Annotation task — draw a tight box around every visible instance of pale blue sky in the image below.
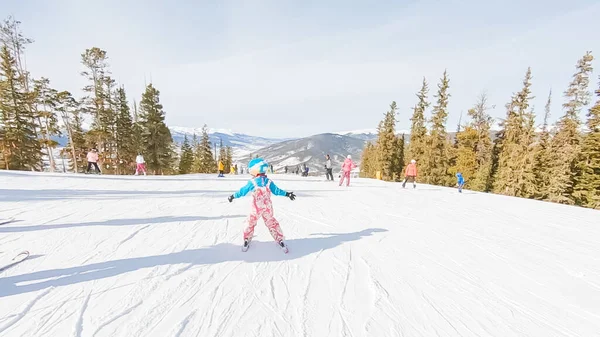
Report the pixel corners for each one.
[3,0,599,138]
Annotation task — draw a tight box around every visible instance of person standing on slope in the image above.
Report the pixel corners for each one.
[402,159,418,188]
[227,158,296,252]
[456,172,465,193]
[86,148,101,174]
[135,153,147,176]
[218,160,225,177]
[339,155,356,187]
[325,154,333,181]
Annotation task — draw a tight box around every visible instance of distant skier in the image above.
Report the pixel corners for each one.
[135,153,147,176]
[402,159,418,188]
[218,160,225,177]
[325,154,333,181]
[284,166,288,174]
[86,148,101,174]
[339,155,356,187]
[456,172,465,193]
[227,158,296,252]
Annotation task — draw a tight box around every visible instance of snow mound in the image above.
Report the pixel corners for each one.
[1,171,599,336]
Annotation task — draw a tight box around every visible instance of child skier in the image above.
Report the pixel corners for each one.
[339,155,356,186]
[228,158,296,252]
[456,172,465,193]
[135,153,147,176]
[402,159,418,188]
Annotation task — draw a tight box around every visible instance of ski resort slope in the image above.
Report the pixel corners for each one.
[1,171,599,337]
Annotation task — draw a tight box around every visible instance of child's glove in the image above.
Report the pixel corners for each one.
[286,192,296,201]
[228,195,234,203]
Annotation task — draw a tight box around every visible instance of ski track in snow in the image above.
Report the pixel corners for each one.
[0,287,54,335]
[1,171,600,336]
[73,291,91,337]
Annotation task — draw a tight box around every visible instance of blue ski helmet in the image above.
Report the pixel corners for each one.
[248,158,269,176]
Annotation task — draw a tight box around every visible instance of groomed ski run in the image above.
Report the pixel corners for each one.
[1,170,599,337]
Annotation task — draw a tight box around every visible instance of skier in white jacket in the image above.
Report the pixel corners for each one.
[135,154,147,176]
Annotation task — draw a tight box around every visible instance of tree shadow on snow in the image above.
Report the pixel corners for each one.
[0,189,234,202]
[0,215,245,233]
[0,170,242,182]
[0,228,387,297]
[1,188,332,202]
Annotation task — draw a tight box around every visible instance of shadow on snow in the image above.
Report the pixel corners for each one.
[0,215,245,233]
[0,228,387,298]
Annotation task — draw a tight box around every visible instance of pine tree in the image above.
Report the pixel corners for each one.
[102,76,118,172]
[56,91,86,172]
[360,142,376,178]
[376,101,399,181]
[131,99,143,155]
[533,90,553,199]
[191,133,201,172]
[33,77,61,171]
[197,125,216,173]
[392,134,405,181]
[547,51,594,204]
[468,94,494,192]
[0,44,40,170]
[573,76,600,208]
[225,146,233,173]
[518,106,538,198]
[0,17,33,85]
[81,47,115,171]
[218,138,226,169]
[178,135,194,174]
[115,87,134,174]
[424,70,451,186]
[407,78,429,167]
[1,16,37,143]
[452,126,478,183]
[494,68,535,197]
[138,83,174,174]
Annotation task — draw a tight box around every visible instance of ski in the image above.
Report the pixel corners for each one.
[0,250,30,272]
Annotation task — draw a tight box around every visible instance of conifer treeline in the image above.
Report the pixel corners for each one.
[361,51,600,210]
[0,16,225,175]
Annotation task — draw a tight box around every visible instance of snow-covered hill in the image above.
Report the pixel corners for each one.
[1,171,599,336]
[239,133,366,173]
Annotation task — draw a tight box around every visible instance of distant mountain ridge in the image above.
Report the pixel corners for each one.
[168,126,288,157]
[238,133,366,174]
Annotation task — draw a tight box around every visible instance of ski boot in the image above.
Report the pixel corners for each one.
[278,240,289,254]
[242,239,251,252]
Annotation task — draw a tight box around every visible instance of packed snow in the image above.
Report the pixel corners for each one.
[1,171,599,337]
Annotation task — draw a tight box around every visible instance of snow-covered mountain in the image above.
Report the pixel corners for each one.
[51,127,289,158]
[2,171,599,336]
[168,126,288,157]
[334,129,378,142]
[238,133,366,174]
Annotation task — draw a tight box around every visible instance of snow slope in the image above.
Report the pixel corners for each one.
[1,171,599,337]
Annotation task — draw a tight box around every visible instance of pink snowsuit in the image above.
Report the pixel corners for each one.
[242,178,284,242]
[339,158,356,186]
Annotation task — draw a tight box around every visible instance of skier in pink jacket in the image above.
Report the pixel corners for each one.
[339,155,356,187]
[402,159,417,188]
[86,148,101,174]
